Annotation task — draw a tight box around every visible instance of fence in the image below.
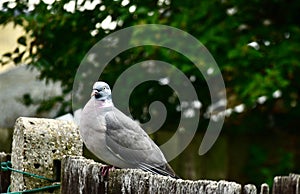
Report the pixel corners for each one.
[0,117,299,194]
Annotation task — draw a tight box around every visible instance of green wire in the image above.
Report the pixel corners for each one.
[5,184,60,194]
[1,161,61,194]
[1,161,55,182]
[3,184,61,194]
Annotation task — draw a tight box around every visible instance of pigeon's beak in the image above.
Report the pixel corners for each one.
[91,90,98,97]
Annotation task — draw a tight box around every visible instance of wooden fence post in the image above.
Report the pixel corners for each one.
[243,184,257,194]
[61,156,107,194]
[61,155,242,194]
[0,152,11,193]
[10,117,83,193]
[260,183,269,194]
[273,173,300,194]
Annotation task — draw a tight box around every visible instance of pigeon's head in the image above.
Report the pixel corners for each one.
[91,81,112,101]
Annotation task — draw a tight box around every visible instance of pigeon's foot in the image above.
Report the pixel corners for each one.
[101,165,115,177]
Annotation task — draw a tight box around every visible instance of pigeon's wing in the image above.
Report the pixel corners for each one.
[104,107,176,177]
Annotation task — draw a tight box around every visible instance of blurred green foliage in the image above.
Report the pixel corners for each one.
[245,145,294,186]
[1,0,300,183]
[1,0,300,114]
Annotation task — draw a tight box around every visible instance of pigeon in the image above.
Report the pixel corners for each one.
[79,81,178,178]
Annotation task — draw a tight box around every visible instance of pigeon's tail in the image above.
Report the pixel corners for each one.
[139,163,180,179]
[165,163,181,179]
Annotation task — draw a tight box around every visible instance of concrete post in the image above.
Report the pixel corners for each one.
[10,117,83,193]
